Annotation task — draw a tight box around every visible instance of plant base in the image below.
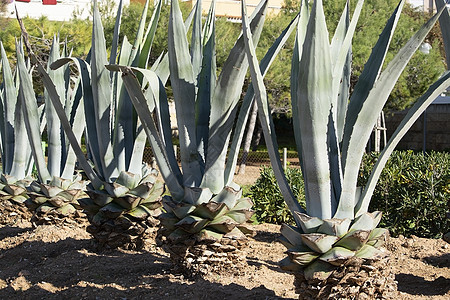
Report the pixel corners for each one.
[31,208,85,226]
[294,255,397,299]
[0,197,32,225]
[87,215,159,251]
[158,232,248,277]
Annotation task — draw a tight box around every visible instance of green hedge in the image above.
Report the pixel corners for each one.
[360,151,449,238]
[250,151,449,238]
[249,166,305,225]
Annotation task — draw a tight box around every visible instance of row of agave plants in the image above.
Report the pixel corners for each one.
[1,0,449,298]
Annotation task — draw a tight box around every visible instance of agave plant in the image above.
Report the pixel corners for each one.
[242,0,450,298]
[12,35,89,225]
[0,40,39,223]
[108,0,299,275]
[30,0,167,250]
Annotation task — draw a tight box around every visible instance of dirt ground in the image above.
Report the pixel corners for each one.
[0,165,449,299]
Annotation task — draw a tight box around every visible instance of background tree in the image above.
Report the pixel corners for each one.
[0,16,91,97]
[0,0,8,14]
[0,17,91,61]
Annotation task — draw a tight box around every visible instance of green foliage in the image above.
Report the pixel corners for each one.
[0,0,7,14]
[250,151,449,238]
[0,16,91,97]
[359,151,450,238]
[0,17,91,61]
[250,166,305,224]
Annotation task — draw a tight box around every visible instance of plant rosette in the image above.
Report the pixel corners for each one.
[79,168,164,250]
[24,174,88,225]
[157,185,255,276]
[0,175,34,224]
[279,211,397,299]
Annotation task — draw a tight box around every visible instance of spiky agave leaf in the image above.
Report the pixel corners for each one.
[241,2,416,296]
[160,185,253,241]
[0,41,35,180]
[30,0,167,249]
[46,0,165,184]
[0,176,33,207]
[110,0,276,275]
[13,35,89,225]
[0,41,42,221]
[244,0,448,279]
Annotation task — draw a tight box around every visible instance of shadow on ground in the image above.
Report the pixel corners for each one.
[252,229,280,243]
[0,225,33,240]
[0,237,292,299]
[396,273,450,296]
[422,253,450,268]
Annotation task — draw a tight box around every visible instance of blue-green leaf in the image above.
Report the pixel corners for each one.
[91,0,116,181]
[337,2,443,218]
[241,0,305,221]
[138,0,162,69]
[225,12,300,186]
[190,0,203,79]
[109,0,123,78]
[0,42,17,175]
[357,71,450,216]
[45,36,64,177]
[291,0,309,184]
[169,0,201,187]
[296,0,333,219]
[16,44,51,183]
[330,1,351,143]
[129,0,150,65]
[201,0,268,194]
[195,0,216,173]
[108,65,184,200]
[113,37,133,173]
[40,59,103,189]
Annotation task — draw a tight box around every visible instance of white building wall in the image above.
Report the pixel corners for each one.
[3,0,129,21]
[407,0,450,13]
[408,0,425,9]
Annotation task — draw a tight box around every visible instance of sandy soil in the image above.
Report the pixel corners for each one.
[0,166,448,299]
[0,214,448,299]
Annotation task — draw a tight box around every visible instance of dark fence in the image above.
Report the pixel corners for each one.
[142,146,301,167]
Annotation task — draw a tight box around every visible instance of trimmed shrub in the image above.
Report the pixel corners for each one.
[250,151,449,238]
[249,166,305,224]
[360,151,449,238]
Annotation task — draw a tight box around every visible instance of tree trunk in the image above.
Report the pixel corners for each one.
[238,100,258,175]
[252,107,272,151]
[252,122,263,152]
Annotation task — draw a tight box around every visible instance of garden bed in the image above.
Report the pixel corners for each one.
[0,207,449,299]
